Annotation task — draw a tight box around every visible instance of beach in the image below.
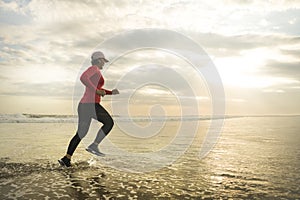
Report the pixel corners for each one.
[0,116,299,199]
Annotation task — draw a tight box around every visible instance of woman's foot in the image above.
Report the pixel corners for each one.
[86,144,105,157]
[58,156,71,167]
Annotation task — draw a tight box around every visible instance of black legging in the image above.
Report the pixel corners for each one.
[67,103,114,156]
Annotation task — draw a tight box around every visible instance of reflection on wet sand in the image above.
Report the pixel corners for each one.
[0,117,299,199]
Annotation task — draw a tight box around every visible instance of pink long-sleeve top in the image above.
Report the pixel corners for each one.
[80,65,112,103]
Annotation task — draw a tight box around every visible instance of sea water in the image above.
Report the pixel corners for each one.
[0,116,299,199]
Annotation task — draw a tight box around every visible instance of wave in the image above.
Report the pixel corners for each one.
[4,113,292,123]
[0,113,230,123]
[0,113,77,123]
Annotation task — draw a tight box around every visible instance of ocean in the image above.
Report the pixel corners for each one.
[0,115,299,199]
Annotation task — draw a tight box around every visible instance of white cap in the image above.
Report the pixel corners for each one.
[91,51,109,62]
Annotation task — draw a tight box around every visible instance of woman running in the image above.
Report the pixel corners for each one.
[59,51,119,167]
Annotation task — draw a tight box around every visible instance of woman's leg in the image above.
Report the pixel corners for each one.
[67,104,93,155]
[95,103,114,134]
[66,119,91,156]
[60,104,92,166]
[86,104,114,155]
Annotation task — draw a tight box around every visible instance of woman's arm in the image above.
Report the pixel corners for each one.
[80,70,98,91]
[103,89,112,95]
[80,66,108,94]
[101,88,119,95]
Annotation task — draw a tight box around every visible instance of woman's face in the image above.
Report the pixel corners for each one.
[96,58,106,69]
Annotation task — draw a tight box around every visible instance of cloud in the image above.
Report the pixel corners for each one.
[227,0,300,9]
[1,0,300,114]
[280,48,300,58]
[0,7,31,25]
[263,60,300,80]
[1,1,299,58]
[188,32,300,57]
[0,80,74,98]
[264,8,300,35]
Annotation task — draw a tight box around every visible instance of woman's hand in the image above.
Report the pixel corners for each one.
[96,89,106,97]
[112,89,119,95]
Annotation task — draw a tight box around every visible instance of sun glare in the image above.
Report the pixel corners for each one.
[214,47,296,89]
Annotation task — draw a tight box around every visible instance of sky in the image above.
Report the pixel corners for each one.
[0,0,300,115]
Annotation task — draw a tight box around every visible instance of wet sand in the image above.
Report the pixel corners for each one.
[0,117,299,199]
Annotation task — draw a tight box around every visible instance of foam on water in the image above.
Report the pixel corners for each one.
[0,113,226,123]
[0,158,265,199]
[0,114,77,123]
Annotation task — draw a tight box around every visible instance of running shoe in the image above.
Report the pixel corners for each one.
[58,156,71,167]
[86,144,105,157]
